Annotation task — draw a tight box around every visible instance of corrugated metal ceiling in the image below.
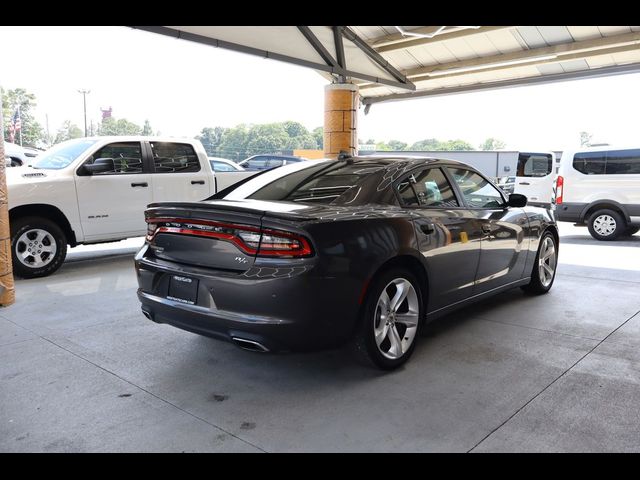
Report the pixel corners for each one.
[133,26,640,106]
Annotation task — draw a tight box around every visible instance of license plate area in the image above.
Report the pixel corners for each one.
[167,275,199,305]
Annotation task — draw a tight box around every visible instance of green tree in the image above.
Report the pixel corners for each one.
[312,127,323,149]
[54,120,83,144]
[245,123,289,154]
[580,131,593,147]
[142,119,153,136]
[97,117,142,136]
[479,137,506,150]
[197,126,227,155]
[408,138,474,151]
[1,87,45,147]
[408,138,442,150]
[218,124,249,161]
[441,139,474,150]
[376,141,391,151]
[388,140,408,151]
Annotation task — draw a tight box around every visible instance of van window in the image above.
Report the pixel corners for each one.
[517,153,552,177]
[573,149,640,175]
[604,149,640,174]
[573,152,606,175]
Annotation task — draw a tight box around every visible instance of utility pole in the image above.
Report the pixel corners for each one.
[77,89,91,137]
[45,113,51,146]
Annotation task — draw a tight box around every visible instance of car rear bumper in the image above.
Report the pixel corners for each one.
[135,246,363,352]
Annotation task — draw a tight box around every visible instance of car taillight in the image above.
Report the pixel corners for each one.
[255,231,312,257]
[556,176,564,205]
[146,218,313,258]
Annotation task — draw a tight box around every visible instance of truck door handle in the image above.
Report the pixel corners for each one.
[518,182,530,185]
[481,224,492,234]
[131,182,148,188]
[191,180,205,185]
[420,223,435,235]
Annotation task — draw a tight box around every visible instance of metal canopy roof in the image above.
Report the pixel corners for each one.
[132,26,640,108]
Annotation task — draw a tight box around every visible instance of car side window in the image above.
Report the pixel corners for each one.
[448,168,505,209]
[396,168,460,208]
[151,142,200,173]
[269,158,284,168]
[83,142,143,175]
[212,161,234,172]
[248,158,268,169]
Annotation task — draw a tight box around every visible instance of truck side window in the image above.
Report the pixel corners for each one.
[151,142,200,173]
[84,142,143,175]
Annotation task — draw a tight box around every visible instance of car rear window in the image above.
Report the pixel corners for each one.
[247,162,380,204]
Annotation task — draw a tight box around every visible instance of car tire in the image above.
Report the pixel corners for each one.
[11,217,67,279]
[624,226,640,236]
[587,209,626,241]
[522,231,557,295]
[354,268,423,370]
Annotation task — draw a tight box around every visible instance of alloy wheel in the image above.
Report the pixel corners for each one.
[373,278,420,360]
[15,229,57,269]
[538,236,557,287]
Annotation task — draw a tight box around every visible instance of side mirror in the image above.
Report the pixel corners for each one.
[508,193,528,208]
[83,158,115,175]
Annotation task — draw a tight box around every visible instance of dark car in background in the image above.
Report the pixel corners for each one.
[238,154,305,171]
[135,156,558,369]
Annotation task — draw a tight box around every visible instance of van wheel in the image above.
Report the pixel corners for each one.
[11,217,67,278]
[354,268,423,370]
[587,209,625,241]
[624,226,639,236]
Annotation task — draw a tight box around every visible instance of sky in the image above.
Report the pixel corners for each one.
[2,25,640,151]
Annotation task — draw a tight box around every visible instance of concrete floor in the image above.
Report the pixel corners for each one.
[1,224,639,452]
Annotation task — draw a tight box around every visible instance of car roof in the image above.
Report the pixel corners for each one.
[350,155,475,172]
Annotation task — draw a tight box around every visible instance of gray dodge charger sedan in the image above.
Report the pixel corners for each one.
[135,155,558,369]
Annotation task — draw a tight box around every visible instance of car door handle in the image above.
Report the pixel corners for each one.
[131,182,148,188]
[420,223,435,235]
[481,225,492,234]
[518,182,530,185]
[191,180,205,185]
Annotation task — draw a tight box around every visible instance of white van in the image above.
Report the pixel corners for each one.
[556,146,640,240]
[512,151,556,207]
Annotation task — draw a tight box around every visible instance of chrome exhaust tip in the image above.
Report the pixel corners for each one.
[141,308,153,321]
[231,337,270,353]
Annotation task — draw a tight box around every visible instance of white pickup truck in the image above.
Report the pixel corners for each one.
[7,136,257,278]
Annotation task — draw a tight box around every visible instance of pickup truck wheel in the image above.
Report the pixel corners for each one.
[11,217,67,279]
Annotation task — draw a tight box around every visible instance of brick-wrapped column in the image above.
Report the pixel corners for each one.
[323,83,358,159]
[0,98,15,307]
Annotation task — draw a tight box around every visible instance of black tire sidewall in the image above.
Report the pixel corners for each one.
[356,268,423,370]
[587,209,625,241]
[11,217,67,279]
[524,231,557,294]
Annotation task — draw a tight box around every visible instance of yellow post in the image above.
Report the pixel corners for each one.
[323,83,359,159]
[0,97,16,306]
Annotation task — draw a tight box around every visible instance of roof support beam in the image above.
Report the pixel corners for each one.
[341,26,414,88]
[361,63,640,105]
[333,26,347,82]
[297,26,338,68]
[130,25,416,91]
[371,26,514,53]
